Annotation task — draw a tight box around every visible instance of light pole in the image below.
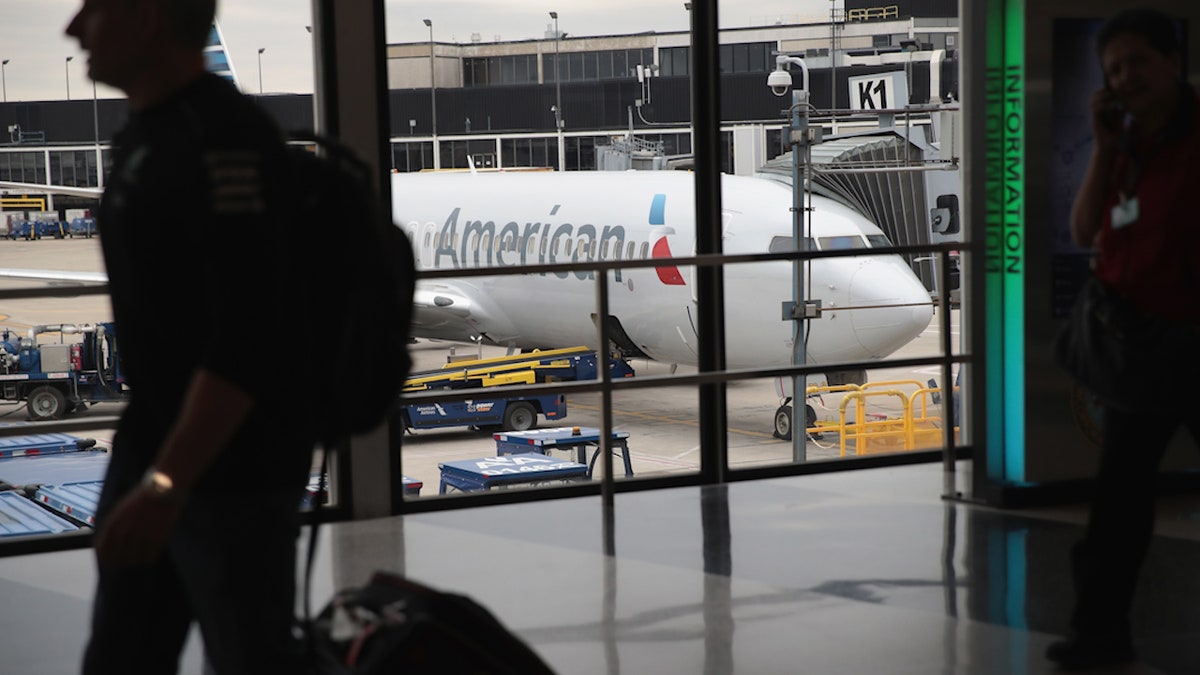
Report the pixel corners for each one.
[768,55,812,458]
[900,38,919,106]
[257,47,265,94]
[423,19,438,169]
[65,56,73,100]
[549,11,564,171]
[2,59,9,103]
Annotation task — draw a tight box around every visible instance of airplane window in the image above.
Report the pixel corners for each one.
[639,242,649,259]
[626,242,635,259]
[769,236,792,253]
[577,240,588,257]
[424,232,432,248]
[540,237,548,256]
[818,236,867,250]
[866,234,893,249]
[601,240,610,258]
[562,237,572,256]
[434,232,442,249]
[530,237,538,255]
[768,236,816,253]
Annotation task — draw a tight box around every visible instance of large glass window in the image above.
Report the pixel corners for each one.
[373,1,969,508]
[0,151,47,184]
[392,141,435,172]
[661,46,689,76]
[49,150,100,188]
[500,137,556,169]
[542,48,654,83]
[0,7,323,556]
[463,54,537,87]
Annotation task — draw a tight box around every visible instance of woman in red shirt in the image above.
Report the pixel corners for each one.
[1052,8,1200,671]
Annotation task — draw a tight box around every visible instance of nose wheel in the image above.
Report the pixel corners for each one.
[772,399,818,442]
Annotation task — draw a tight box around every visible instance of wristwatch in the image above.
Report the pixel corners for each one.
[141,467,177,499]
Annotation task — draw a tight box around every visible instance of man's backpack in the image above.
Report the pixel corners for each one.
[286,136,416,446]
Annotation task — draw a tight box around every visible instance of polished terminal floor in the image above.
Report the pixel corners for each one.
[3,460,1199,674]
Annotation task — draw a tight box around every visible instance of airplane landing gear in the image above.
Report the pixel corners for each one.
[772,398,817,442]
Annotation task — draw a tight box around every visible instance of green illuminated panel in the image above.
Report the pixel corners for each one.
[984,0,1026,483]
[984,0,1007,481]
[1002,0,1026,482]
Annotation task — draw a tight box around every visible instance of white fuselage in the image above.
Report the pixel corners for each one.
[392,171,932,371]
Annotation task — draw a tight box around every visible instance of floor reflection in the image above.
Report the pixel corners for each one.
[347,462,1200,674]
[3,461,1197,674]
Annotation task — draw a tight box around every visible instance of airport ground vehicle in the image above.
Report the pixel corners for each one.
[401,346,635,432]
[0,323,126,421]
[1,326,634,431]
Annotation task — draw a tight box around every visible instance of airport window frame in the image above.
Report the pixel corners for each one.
[391,141,434,173]
[0,150,47,185]
[373,67,966,516]
[542,48,653,84]
[0,7,973,554]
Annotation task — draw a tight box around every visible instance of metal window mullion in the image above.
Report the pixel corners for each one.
[689,0,728,486]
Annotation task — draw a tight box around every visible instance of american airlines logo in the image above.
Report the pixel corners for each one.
[648,193,685,286]
[430,194,687,287]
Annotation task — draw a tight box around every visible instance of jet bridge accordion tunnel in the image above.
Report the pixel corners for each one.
[758,129,961,295]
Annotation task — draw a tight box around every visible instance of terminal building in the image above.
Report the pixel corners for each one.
[2,1,1200,673]
[0,2,959,198]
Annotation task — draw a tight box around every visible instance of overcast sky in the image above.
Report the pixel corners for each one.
[2,1,842,102]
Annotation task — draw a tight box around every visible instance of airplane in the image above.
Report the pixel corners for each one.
[392,170,934,435]
[1,170,934,438]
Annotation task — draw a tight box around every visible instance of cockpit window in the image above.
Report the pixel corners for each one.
[768,236,816,253]
[818,236,867,250]
[866,234,893,249]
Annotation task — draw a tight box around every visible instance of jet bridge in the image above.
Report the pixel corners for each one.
[757,127,962,294]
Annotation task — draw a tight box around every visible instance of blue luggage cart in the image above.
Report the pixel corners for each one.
[438,453,588,493]
[34,481,103,526]
[494,426,633,478]
[0,433,97,459]
[69,217,97,237]
[0,492,79,537]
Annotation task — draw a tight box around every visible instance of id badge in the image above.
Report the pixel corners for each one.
[1111,197,1139,230]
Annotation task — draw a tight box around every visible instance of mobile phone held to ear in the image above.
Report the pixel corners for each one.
[1100,86,1125,131]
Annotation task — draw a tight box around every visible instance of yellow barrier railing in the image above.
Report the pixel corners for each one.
[802,380,959,456]
[846,6,900,22]
[838,389,911,456]
[1,197,48,211]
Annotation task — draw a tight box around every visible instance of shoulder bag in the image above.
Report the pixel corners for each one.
[1053,274,1195,413]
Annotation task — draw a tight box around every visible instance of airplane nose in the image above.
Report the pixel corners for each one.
[848,258,934,358]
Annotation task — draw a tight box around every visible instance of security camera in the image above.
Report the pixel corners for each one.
[767,69,792,97]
